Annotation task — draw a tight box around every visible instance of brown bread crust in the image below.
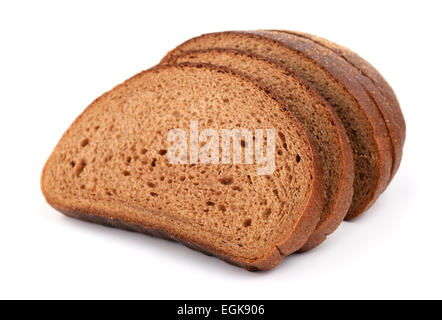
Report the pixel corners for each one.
[54,208,282,271]
[162,31,392,219]
[248,31,392,218]
[168,48,354,251]
[41,63,325,271]
[272,30,405,183]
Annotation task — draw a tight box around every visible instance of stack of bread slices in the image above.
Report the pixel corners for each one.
[41,30,405,271]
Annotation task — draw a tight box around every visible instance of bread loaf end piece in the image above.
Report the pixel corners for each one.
[272,30,405,184]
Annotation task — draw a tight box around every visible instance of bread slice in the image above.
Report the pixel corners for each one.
[161,31,393,219]
[41,63,324,270]
[167,48,353,251]
[271,30,405,183]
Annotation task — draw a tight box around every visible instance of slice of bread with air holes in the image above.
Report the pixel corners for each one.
[41,63,325,271]
[161,31,398,219]
[166,48,354,251]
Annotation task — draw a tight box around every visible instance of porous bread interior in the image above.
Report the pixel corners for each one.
[165,32,379,215]
[173,50,346,228]
[41,65,315,263]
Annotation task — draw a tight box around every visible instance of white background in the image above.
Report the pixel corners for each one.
[1,0,441,299]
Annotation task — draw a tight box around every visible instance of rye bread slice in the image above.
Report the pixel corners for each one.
[168,48,353,251]
[161,31,392,219]
[271,30,405,183]
[41,63,324,271]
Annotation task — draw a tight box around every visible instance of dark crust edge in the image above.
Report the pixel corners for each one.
[55,206,277,271]
[272,30,405,185]
[168,48,354,251]
[41,63,325,271]
[161,31,392,219]
[246,30,392,219]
